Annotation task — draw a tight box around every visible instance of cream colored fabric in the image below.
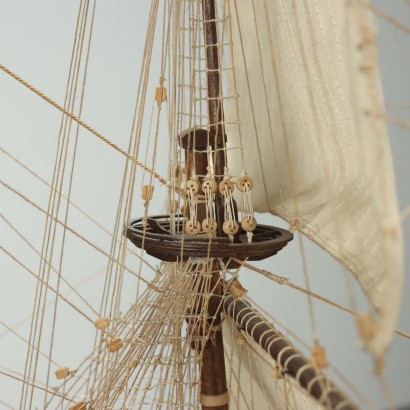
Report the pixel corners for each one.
[225,0,403,359]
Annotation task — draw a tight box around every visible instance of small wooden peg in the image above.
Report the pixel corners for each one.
[236,176,253,192]
[202,217,217,234]
[219,180,234,195]
[185,179,199,195]
[94,317,109,330]
[202,178,217,194]
[142,185,154,201]
[107,337,123,353]
[155,86,167,103]
[223,220,239,235]
[241,216,257,232]
[185,220,201,235]
[69,402,87,410]
[55,367,70,380]
[312,345,328,368]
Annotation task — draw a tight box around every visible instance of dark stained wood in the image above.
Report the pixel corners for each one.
[224,295,358,410]
[126,216,292,263]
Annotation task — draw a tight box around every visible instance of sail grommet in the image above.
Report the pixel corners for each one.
[185,220,201,235]
[107,337,123,353]
[202,217,217,234]
[185,179,199,195]
[55,367,70,380]
[94,317,109,330]
[202,178,217,194]
[236,176,253,192]
[69,401,87,410]
[219,180,234,195]
[241,216,257,232]
[223,220,239,235]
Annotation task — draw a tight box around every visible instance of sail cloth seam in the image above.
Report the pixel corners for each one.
[0,64,172,189]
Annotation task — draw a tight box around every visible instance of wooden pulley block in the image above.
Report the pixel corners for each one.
[356,313,377,342]
[107,337,123,353]
[201,178,217,194]
[219,179,234,195]
[312,345,328,368]
[155,86,167,103]
[185,220,201,235]
[274,363,283,379]
[142,185,154,201]
[55,367,70,380]
[94,317,109,330]
[223,220,239,235]
[69,402,87,410]
[202,217,217,234]
[236,176,253,192]
[185,179,199,195]
[241,216,257,232]
[236,332,245,346]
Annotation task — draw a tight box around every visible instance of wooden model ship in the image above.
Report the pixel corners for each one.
[0,0,409,408]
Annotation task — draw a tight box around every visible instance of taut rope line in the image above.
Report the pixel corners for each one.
[0,63,171,189]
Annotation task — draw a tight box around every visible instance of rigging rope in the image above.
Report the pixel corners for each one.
[0,63,171,189]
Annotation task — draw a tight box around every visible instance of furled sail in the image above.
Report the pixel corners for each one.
[225,0,403,360]
[223,318,325,410]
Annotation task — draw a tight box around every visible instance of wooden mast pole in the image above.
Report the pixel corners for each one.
[197,1,228,409]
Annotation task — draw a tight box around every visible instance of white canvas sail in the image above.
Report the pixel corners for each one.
[225,0,403,360]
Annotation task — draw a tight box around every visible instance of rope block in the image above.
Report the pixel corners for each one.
[185,220,201,235]
[312,345,328,368]
[202,217,217,234]
[219,179,234,195]
[356,313,377,342]
[94,317,109,330]
[241,216,257,232]
[222,220,238,235]
[155,86,167,103]
[236,332,246,346]
[55,367,70,380]
[236,175,253,192]
[142,185,154,201]
[69,402,87,410]
[107,337,123,353]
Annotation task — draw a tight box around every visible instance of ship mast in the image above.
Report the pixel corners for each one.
[126,0,358,408]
